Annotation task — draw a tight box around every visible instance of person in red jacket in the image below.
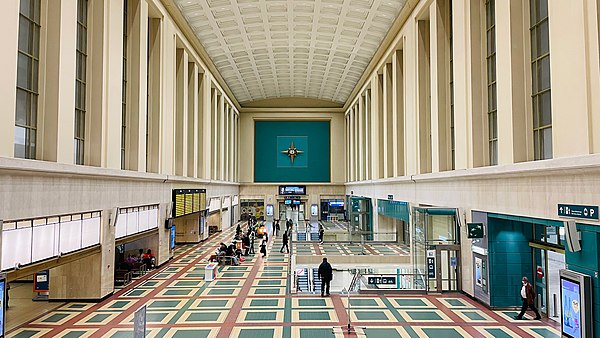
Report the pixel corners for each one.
[515,276,541,320]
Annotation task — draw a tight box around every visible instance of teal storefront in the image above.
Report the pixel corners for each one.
[377,199,410,243]
[476,211,600,332]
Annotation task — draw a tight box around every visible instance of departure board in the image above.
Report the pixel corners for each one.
[172,189,207,218]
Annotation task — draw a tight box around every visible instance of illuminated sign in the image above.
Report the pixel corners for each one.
[172,189,206,218]
[279,185,306,195]
[562,278,582,338]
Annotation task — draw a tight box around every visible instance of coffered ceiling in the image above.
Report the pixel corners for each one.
[174,0,407,105]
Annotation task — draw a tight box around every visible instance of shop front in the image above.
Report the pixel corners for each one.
[377,199,410,243]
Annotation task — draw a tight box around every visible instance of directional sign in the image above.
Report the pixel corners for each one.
[558,204,599,220]
[427,257,436,278]
[368,276,396,285]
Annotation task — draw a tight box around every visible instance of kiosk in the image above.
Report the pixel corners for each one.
[205,263,218,282]
[559,269,593,338]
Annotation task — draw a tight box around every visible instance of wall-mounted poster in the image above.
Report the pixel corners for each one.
[311,204,319,216]
[266,204,274,216]
[475,257,483,287]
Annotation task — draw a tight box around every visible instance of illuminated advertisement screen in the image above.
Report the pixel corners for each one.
[170,226,176,250]
[561,278,582,338]
[284,200,292,205]
[266,205,274,216]
[0,279,5,337]
[278,185,306,195]
[328,201,344,207]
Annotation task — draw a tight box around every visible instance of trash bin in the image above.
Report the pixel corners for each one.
[205,262,218,281]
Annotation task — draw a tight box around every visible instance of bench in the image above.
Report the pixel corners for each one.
[115,270,132,286]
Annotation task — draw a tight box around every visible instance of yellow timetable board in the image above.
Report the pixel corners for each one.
[172,189,207,218]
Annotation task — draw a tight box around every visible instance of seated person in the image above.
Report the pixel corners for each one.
[142,249,155,269]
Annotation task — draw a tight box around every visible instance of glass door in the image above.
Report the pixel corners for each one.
[533,247,547,315]
[435,245,461,292]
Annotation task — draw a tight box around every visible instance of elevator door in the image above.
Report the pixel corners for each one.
[434,245,461,292]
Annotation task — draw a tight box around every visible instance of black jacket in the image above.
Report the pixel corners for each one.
[318,261,333,281]
[282,233,288,244]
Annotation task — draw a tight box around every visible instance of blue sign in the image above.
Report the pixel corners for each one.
[561,278,582,338]
[170,226,176,250]
[368,276,396,285]
[558,204,599,220]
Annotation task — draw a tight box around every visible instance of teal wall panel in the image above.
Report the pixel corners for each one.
[254,121,330,182]
[488,217,534,307]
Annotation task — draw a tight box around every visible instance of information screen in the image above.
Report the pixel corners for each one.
[266,205,274,216]
[278,185,306,195]
[0,279,5,337]
[172,189,206,218]
[170,226,176,250]
[561,278,582,338]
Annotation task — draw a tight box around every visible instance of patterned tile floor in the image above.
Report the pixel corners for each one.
[8,225,560,338]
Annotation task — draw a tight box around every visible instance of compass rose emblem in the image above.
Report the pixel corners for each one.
[281,142,304,164]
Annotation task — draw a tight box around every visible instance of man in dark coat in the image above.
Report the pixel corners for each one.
[516,276,541,320]
[318,257,333,297]
[280,231,289,253]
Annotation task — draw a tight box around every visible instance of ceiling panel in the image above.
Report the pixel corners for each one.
[175,0,407,104]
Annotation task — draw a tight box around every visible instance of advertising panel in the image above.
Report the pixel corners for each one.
[561,278,582,338]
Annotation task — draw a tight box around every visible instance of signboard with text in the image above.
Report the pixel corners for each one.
[558,204,599,221]
[368,276,396,285]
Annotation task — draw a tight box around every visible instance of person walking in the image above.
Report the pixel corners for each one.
[318,225,325,244]
[515,276,541,320]
[260,238,267,258]
[274,221,280,236]
[249,230,255,254]
[318,257,333,297]
[280,231,289,253]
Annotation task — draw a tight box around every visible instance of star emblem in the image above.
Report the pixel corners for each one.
[281,142,304,164]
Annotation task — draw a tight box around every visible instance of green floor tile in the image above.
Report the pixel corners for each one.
[261,272,283,277]
[186,312,221,322]
[264,266,284,271]
[125,289,146,297]
[445,299,467,307]
[421,328,463,338]
[245,311,278,321]
[107,301,130,309]
[172,330,211,338]
[208,288,235,295]
[354,311,389,320]
[250,299,280,307]
[86,313,111,323]
[145,312,169,323]
[154,273,172,278]
[350,299,379,307]
[227,266,249,271]
[13,330,45,338]
[462,311,486,321]
[62,332,87,338]
[298,299,327,307]
[363,328,403,338]
[149,300,181,308]
[253,288,282,295]
[174,281,201,287]
[298,311,330,321]
[197,299,230,307]
[164,289,193,296]
[238,329,274,338]
[41,313,70,323]
[393,299,428,307]
[405,311,442,321]
[215,280,240,286]
[299,328,336,338]
[108,331,133,338]
[184,273,204,278]
[221,272,245,277]
[257,280,283,286]
[65,304,88,309]
[141,281,161,287]
[530,328,560,338]
[482,328,514,338]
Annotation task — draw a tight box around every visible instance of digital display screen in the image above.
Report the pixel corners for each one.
[311,205,319,216]
[292,200,301,205]
[170,226,176,250]
[0,279,5,337]
[266,205,274,216]
[561,278,582,338]
[284,200,292,205]
[329,201,344,207]
[279,185,306,195]
[172,189,207,218]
